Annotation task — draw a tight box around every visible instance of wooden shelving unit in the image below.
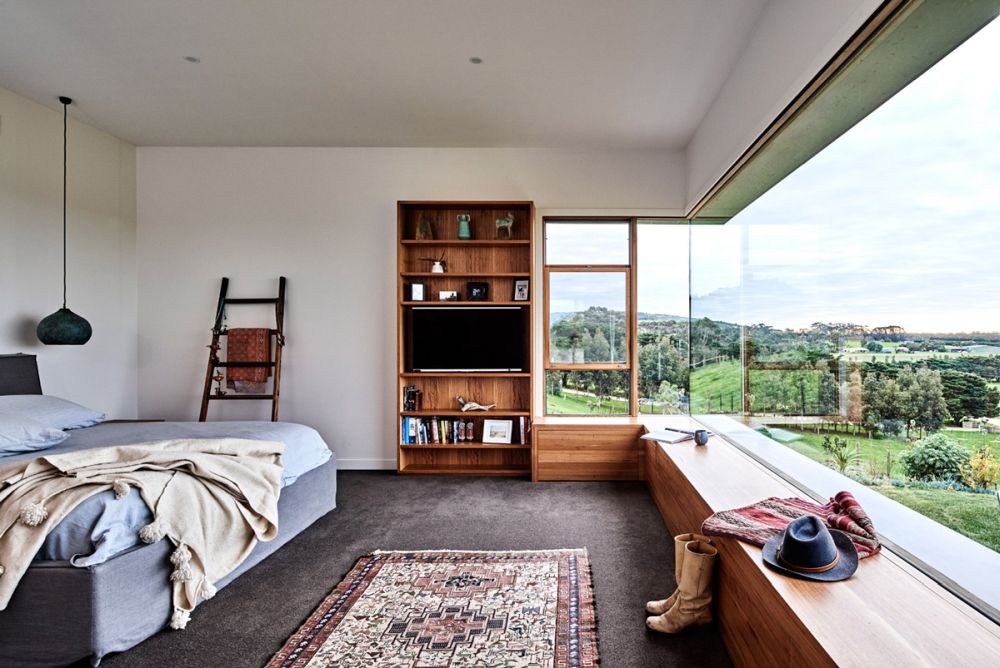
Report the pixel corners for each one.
[397,201,534,477]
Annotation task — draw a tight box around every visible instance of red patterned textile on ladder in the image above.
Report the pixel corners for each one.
[701,491,881,558]
[226,328,271,388]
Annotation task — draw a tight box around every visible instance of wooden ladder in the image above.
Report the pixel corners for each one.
[199,277,286,421]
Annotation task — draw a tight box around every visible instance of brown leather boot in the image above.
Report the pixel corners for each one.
[646,540,717,633]
[645,533,712,615]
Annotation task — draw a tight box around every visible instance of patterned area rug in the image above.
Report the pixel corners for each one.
[267,549,599,668]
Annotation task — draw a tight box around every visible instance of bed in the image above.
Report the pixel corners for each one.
[0,354,338,667]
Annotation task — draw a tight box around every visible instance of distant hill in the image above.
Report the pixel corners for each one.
[637,312,688,322]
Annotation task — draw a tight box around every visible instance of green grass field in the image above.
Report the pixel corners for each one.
[545,391,629,415]
[689,360,741,413]
[878,485,1000,552]
[777,427,1000,477]
[774,426,999,551]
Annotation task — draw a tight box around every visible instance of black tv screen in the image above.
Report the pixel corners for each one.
[409,307,525,372]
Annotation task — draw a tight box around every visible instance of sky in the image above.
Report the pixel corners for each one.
[584,11,1000,332]
[549,17,999,332]
[688,16,1000,333]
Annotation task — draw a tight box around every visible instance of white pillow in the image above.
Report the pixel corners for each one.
[0,394,106,430]
[0,414,68,455]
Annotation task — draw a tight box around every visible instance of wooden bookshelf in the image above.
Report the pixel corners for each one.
[397,201,534,477]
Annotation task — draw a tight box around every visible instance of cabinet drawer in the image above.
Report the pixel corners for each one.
[534,426,643,481]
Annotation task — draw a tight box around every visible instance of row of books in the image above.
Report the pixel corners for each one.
[402,417,475,444]
[400,416,532,445]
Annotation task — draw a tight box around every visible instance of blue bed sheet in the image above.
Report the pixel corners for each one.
[1,421,332,566]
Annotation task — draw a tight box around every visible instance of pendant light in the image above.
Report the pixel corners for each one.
[37,96,92,345]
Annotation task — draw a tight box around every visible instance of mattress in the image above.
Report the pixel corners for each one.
[0,456,338,667]
[1,421,331,565]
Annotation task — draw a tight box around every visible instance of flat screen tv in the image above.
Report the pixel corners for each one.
[409,307,525,372]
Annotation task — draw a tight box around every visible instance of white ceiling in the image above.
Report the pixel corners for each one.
[0,0,770,148]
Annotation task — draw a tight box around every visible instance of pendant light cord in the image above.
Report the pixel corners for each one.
[62,98,68,309]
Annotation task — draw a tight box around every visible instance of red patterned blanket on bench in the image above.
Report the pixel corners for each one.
[701,490,881,558]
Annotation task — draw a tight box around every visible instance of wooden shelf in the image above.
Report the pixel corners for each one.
[400,442,530,450]
[399,463,529,476]
[402,301,531,306]
[401,240,530,246]
[401,409,529,417]
[398,200,534,477]
[400,272,529,278]
[401,372,530,378]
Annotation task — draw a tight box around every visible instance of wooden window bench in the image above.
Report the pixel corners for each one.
[532,415,1000,666]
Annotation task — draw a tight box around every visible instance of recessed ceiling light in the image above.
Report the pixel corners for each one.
[469,57,483,64]
[184,56,201,63]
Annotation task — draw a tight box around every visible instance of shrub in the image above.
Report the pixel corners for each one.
[900,434,966,482]
[960,446,1000,490]
[822,435,859,473]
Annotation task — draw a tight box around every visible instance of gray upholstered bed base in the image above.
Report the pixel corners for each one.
[0,457,337,667]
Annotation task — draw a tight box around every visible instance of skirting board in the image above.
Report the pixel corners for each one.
[338,458,396,470]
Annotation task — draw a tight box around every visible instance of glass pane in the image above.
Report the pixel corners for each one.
[548,272,627,364]
[637,223,690,414]
[545,221,629,265]
[689,224,743,415]
[545,370,630,415]
[689,18,1000,558]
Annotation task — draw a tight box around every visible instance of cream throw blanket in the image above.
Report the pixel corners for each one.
[0,438,283,629]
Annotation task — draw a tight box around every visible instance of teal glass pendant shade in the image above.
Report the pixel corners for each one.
[37,96,92,345]
[37,308,92,345]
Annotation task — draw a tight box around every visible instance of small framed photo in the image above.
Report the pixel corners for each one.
[438,290,459,301]
[513,279,530,301]
[482,419,513,444]
[406,283,425,301]
[466,281,489,301]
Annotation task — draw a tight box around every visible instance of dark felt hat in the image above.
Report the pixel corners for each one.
[762,515,858,582]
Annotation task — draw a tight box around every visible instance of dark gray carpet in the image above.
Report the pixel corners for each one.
[100,471,732,667]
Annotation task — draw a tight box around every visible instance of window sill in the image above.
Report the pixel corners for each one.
[696,414,1000,621]
[644,415,1000,666]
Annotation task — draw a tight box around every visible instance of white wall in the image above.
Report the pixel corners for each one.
[685,0,881,210]
[136,147,685,468]
[0,86,137,417]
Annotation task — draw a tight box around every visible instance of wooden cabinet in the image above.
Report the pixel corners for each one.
[533,424,644,481]
[396,201,534,477]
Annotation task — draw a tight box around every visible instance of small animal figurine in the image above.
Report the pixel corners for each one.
[416,216,435,240]
[495,212,514,239]
[456,395,496,412]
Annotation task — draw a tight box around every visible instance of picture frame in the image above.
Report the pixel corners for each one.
[438,290,459,301]
[466,281,489,301]
[513,279,530,301]
[482,419,513,444]
[406,283,425,301]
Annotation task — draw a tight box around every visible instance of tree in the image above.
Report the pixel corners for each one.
[862,373,903,429]
[586,329,610,363]
[817,363,837,415]
[847,368,864,423]
[986,387,1000,417]
[898,366,951,432]
[655,381,685,414]
[939,370,989,421]
[866,340,883,352]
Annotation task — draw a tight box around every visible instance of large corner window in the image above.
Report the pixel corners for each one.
[689,7,1000,620]
[544,220,631,415]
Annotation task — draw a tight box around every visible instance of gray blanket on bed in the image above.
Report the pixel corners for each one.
[0,438,283,629]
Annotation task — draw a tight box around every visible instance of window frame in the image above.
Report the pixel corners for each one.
[543,218,634,415]
[543,217,689,416]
